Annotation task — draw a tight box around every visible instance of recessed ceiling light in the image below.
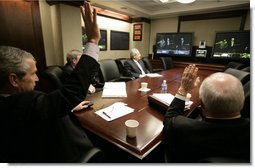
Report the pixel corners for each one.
[176,0,196,4]
[159,0,169,3]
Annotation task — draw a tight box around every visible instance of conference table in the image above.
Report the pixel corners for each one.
[74,67,215,160]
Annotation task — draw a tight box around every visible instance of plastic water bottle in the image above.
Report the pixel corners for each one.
[161,80,167,93]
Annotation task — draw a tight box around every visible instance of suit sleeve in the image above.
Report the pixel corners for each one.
[123,60,140,78]
[163,97,185,135]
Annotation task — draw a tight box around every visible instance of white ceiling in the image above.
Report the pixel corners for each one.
[91,0,250,19]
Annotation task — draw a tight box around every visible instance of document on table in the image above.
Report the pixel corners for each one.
[95,102,134,121]
[146,73,163,77]
[102,82,127,98]
[152,93,193,109]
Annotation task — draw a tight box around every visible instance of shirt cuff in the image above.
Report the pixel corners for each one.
[83,42,99,61]
[175,93,186,101]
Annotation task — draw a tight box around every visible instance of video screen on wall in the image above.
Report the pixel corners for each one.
[212,31,250,60]
[155,32,193,57]
[110,30,129,50]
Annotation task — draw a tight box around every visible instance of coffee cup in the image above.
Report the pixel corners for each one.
[125,119,139,138]
[141,82,148,91]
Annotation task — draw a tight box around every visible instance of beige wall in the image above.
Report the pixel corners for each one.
[40,0,250,66]
[149,12,250,53]
[40,1,148,65]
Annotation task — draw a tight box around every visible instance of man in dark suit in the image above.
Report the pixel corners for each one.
[62,49,96,94]
[123,48,150,78]
[163,64,250,163]
[0,1,102,162]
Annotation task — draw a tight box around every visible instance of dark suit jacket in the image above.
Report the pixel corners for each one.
[0,56,100,163]
[123,59,150,78]
[163,97,250,163]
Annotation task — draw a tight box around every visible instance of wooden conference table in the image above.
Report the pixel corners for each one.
[74,68,215,160]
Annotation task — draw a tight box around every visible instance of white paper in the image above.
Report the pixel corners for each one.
[146,73,163,77]
[102,82,127,98]
[152,93,193,109]
[95,102,134,121]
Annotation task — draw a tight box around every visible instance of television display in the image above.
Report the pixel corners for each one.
[155,32,193,57]
[212,31,250,59]
[110,30,129,50]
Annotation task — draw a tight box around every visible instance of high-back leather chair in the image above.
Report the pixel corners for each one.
[142,57,163,73]
[224,68,250,85]
[225,61,246,70]
[115,58,128,76]
[160,57,174,70]
[43,66,64,92]
[98,59,134,83]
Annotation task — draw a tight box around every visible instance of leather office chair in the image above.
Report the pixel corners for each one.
[160,57,174,70]
[115,58,128,76]
[225,61,246,70]
[142,57,163,73]
[40,66,63,92]
[224,68,250,85]
[98,59,134,83]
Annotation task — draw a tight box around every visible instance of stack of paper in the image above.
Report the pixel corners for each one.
[95,102,134,121]
[102,82,127,98]
[146,73,163,77]
[152,93,193,109]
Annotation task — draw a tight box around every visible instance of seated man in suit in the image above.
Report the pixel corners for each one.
[0,1,102,162]
[123,48,150,78]
[62,49,96,94]
[163,64,250,163]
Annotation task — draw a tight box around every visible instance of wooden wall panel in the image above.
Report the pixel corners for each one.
[0,0,46,71]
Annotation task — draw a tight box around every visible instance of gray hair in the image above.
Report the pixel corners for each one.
[130,48,139,59]
[0,46,35,88]
[66,49,82,64]
[199,72,244,115]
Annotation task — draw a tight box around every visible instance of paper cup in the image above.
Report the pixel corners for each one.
[141,82,148,90]
[125,119,139,138]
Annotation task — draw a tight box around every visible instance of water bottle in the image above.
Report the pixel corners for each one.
[161,80,167,93]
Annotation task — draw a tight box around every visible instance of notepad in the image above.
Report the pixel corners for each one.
[152,93,193,109]
[146,73,163,77]
[102,82,127,98]
[95,102,134,121]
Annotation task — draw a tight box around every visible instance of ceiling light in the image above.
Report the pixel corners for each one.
[159,0,169,3]
[176,0,196,4]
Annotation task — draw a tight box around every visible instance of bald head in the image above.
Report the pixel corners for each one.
[199,72,244,118]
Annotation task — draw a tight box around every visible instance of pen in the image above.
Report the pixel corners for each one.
[102,111,111,119]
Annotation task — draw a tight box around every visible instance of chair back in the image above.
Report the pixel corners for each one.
[160,57,174,70]
[115,58,127,75]
[225,61,246,70]
[44,66,63,89]
[98,59,121,82]
[142,57,153,73]
[224,68,250,85]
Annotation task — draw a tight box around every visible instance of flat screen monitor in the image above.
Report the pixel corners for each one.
[110,30,129,50]
[155,32,193,57]
[211,31,250,60]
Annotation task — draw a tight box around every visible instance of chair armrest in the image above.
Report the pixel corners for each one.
[120,76,135,82]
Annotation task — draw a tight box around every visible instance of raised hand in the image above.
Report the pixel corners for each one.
[177,64,199,96]
[80,1,100,45]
